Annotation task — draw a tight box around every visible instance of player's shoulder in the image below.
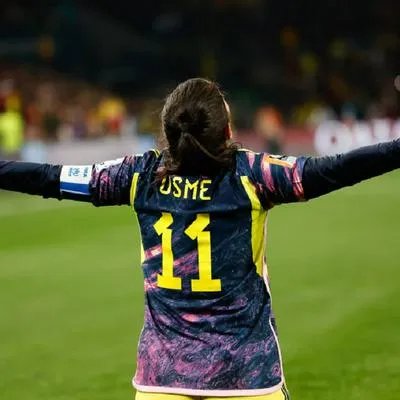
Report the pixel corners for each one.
[235,148,262,176]
[236,149,299,170]
[133,149,162,173]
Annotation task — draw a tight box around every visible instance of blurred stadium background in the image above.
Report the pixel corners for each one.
[0,1,399,399]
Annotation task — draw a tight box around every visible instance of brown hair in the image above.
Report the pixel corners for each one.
[158,78,239,179]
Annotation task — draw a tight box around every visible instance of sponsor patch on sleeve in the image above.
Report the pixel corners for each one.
[94,158,124,173]
[265,155,297,168]
[60,165,92,195]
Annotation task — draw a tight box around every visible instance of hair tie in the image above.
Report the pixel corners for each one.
[181,122,189,133]
[181,131,191,141]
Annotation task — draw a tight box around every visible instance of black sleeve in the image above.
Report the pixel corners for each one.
[0,161,62,199]
[302,139,400,200]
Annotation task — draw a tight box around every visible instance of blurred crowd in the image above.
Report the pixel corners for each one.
[0,61,398,159]
[0,65,146,158]
[0,1,399,159]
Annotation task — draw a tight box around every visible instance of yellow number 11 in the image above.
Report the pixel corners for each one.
[154,213,221,292]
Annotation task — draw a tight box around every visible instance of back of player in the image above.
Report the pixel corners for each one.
[132,144,304,398]
[129,79,306,399]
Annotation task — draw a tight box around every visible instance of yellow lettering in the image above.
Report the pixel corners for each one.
[172,176,183,198]
[160,177,172,195]
[154,213,221,292]
[199,180,212,200]
[185,214,221,292]
[160,177,211,201]
[154,213,182,290]
[184,179,199,200]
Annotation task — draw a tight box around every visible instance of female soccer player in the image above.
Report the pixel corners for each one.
[1,78,400,400]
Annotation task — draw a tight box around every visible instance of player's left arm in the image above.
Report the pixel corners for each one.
[252,138,400,206]
[302,139,400,200]
[0,156,139,206]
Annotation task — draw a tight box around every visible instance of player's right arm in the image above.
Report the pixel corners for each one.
[0,155,142,206]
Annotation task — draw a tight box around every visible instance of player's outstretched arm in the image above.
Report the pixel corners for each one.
[252,139,400,207]
[0,156,138,206]
[302,139,400,200]
[0,161,62,199]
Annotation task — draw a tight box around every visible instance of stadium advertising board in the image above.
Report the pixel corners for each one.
[313,119,400,155]
[280,119,400,156]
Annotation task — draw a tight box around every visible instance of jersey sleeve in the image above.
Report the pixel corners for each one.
[302,139,400,200]
[0,161,62,198]
[249,152,309,207]
[60,155,141,206]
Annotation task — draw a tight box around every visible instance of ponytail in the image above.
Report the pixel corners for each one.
[157,78,239,181]
[179,132,222,163]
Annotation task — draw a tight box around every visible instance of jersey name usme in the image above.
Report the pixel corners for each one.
[159,176,212,200]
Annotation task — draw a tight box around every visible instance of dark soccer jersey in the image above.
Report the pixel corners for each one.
[62,149,307,396]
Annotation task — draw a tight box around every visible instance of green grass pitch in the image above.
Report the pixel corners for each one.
[1,172,400,400]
